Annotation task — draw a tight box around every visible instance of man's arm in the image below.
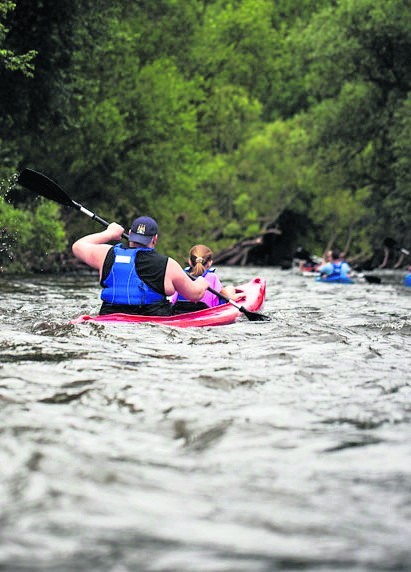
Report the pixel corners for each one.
[72,223,125,271]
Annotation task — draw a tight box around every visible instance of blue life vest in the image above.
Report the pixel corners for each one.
[101,244,166,305]
[316,261,353,284]
[404,274,411,287]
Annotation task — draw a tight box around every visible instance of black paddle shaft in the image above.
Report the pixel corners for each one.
[17,168,129,239]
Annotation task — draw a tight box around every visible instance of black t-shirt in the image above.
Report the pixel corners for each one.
[101,246,169,294]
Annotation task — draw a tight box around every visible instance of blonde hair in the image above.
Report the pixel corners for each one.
[188,244,213,277]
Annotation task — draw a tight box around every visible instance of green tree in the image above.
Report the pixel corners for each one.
[2,0,408,271]
[0,0,93,272]
[0,1,36,76]
[289,0,411,249]
[0,189,66,272]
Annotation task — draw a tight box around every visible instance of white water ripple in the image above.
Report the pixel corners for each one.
[0,268,410,571]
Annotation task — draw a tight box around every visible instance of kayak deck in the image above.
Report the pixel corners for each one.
[71,277,266,328]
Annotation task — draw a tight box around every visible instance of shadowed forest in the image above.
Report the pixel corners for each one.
[1,0,410,272]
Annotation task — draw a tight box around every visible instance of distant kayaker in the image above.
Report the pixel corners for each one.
[171,244,241,313]
[317,248,353,283]
[72,216,209,315]
[294,246,319,272]
[322,249,333,264]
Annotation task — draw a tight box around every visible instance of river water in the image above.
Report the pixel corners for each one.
[1,267,410,572]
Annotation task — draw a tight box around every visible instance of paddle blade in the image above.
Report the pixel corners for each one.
[17,169,74,208]
[227,298,271,322]
[237,305,271,321]
[363,275,382,284]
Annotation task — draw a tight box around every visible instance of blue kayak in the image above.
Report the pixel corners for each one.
[404,274,411,287]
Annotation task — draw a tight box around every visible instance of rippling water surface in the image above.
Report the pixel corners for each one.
[1,267,410,571]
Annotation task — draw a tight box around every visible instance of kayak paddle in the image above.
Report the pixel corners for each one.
[360,274,382,284]
[17,168,129,240]
[18,169,270,322]
[206,286,270,322]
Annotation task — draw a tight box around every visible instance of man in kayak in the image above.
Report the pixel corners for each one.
[317,248,353,283]
[72,216,209,315]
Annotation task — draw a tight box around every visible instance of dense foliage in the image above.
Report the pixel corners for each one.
[0,0,410,271]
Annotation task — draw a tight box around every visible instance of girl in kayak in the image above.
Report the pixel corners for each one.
[171,244,240,312]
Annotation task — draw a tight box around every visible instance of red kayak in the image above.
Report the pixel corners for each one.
[71,277,266,328]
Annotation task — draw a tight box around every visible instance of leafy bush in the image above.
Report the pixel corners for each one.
[0,183,66,273]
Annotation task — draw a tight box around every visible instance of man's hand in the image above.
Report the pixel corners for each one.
[72,223,125,271]
[104,222,125,242]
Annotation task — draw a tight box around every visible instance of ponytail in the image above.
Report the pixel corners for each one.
[188,245,213,277]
